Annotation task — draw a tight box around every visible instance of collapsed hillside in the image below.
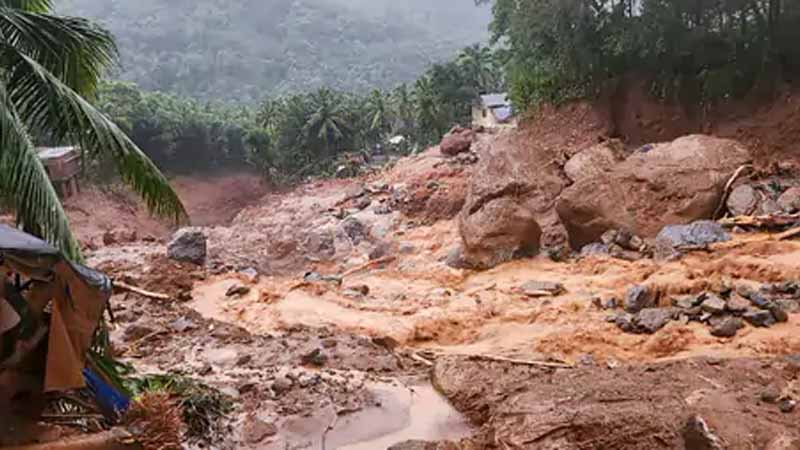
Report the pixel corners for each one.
[30,88,800,448]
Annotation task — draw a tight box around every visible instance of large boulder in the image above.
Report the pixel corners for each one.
[439,126,475,157]
[457,134,565,269]
[556,135,751,249]
[563,139,626,183]
[167,228,207,265]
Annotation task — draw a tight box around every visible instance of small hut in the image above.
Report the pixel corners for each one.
[36,146,81,198]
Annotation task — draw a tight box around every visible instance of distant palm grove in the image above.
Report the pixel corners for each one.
[76,0,800,186]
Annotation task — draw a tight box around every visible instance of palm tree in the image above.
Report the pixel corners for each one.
[457,44,499,92]
[303,88,351,157]
[0,0,186,260]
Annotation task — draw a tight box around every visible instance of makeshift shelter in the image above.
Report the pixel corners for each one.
[0,224,111,393]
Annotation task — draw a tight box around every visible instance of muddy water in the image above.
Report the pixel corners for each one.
[325,382,474,450]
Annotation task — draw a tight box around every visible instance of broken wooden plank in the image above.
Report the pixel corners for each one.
[113,281,170,300]
[776,226,800,241]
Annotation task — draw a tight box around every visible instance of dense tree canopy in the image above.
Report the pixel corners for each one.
[478,0,800,107]
[57,0,491,102]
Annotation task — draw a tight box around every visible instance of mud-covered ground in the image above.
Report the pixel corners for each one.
[85,138,800,449]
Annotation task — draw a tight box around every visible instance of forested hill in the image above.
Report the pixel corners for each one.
[57,0,491,102]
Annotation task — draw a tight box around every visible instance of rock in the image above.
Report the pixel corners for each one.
[557,135,750,248]
[778,187,800,213]
[169,317,196,333]
[444,246,469,269]
[761,386,782,404]
[700,294,727,315]
[123,324,155,342]
[780,399,797,414]
[341,217,368,245]
[726,294,751,314]
[635,308,676,334]
[242,417,278,444]
[655,221,730,255]
[759,198,783,215]
[727,184,760,216]
[520,280,565,297]
[674,295,702,309]
[167,228,207,265]
[439,126,475,156]
[271,376,293,395]
[770,304,790,323]
[710,317,743,338]
[580,243,610,257]
[348,284,370,296]
[601,229,645,252]
[368,241,391,260]
[624,285,656,314]
[563,140,626,183]
[682,415,725,450]
[239,267,259,283]
[776,300,800,314]
[458,132,563,269]
[301,348,328,367]
[743,309,776,328]
[226,284,250,297]
[614,313,637,333]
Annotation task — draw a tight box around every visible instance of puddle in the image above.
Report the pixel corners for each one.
[324,382,474,450]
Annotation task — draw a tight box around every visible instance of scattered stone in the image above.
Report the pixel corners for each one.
[778,187,800,213]
[301,348,328,367]
[624,285,656,314]
[354,197,372,211]
[614,313,637,333]
[169,317,196,333]
[520,280,566,297]
[779,399,797,414]
[226,284,251,297]
[348,284,370,296]
[655,221,730,255]
[321,339,338,349]
[761,386,782,404]
[239,267,260,283]
[167,228,207,265]
[710,317,744,338]
[727,184,760,216]
[580,243,610,257]
[604,298,619,309]
[439,126,474,156]
[303,271,343,285]
[635,308,676,334]
[726,294,751,314]
[770,304,790,323]
[242,417,278,444]
[123,324,155,342]
[682,415,725,450]
[759,198,783,215]
[342,217,368,245]
[777,300,800,313]
[700,294,727,315]
[271,376,293,395]
[743,309,776,328]
[746,291,772,309]
[236,354,253,366]
[674,295,702,309]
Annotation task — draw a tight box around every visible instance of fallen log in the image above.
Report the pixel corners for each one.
[113,281,170,301]
[719,213,800,229]
[776,226,800,241]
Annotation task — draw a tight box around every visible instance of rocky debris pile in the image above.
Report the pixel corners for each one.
[167,228,207,265]
[608,282,799,336]
[558,135,751,249]
[580,228,650,260]
[727,178,800,217]
[439,126,474,156]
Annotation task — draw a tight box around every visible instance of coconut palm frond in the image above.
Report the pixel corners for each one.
[3,45,187,223]
[0,0,52,13]
[0,81,81,259]
[0,7,118,97]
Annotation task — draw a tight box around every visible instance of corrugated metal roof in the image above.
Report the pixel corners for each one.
[480,93,509,107]
[36,146,78,160]
[492,106,514,123]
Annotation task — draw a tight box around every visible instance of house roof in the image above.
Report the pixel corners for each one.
[479,93,509,108]
[36,146,78,160]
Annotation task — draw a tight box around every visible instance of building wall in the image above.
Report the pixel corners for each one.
[472,106,499,129]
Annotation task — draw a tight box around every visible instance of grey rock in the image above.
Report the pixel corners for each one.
[761,386,782,404]
[342,217,369,244]
[726,294,751,314]
[776,300,800,314]
[271,376,293,395]
[779,399,797,414]
[635,308,676,334]
[710,317,743,338]
[624,285,656,314]
[683,415,725,450]
[700,294,727,315]
[743,309,776,328]
[445,246,469,269]
[727,184,760,216]
[656,221,730,251]
[778,187,800,213]
[674,295,702,309]
[770,304,790,323]
[167,228,207,265]
[225,284,250,297]
[759,198,782,215]
[301,348,328,367]
[747,291,772,309]
[580,243,610,257]
[614,313,637,333]
[239,267,259,283]
[520,280,566,297]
